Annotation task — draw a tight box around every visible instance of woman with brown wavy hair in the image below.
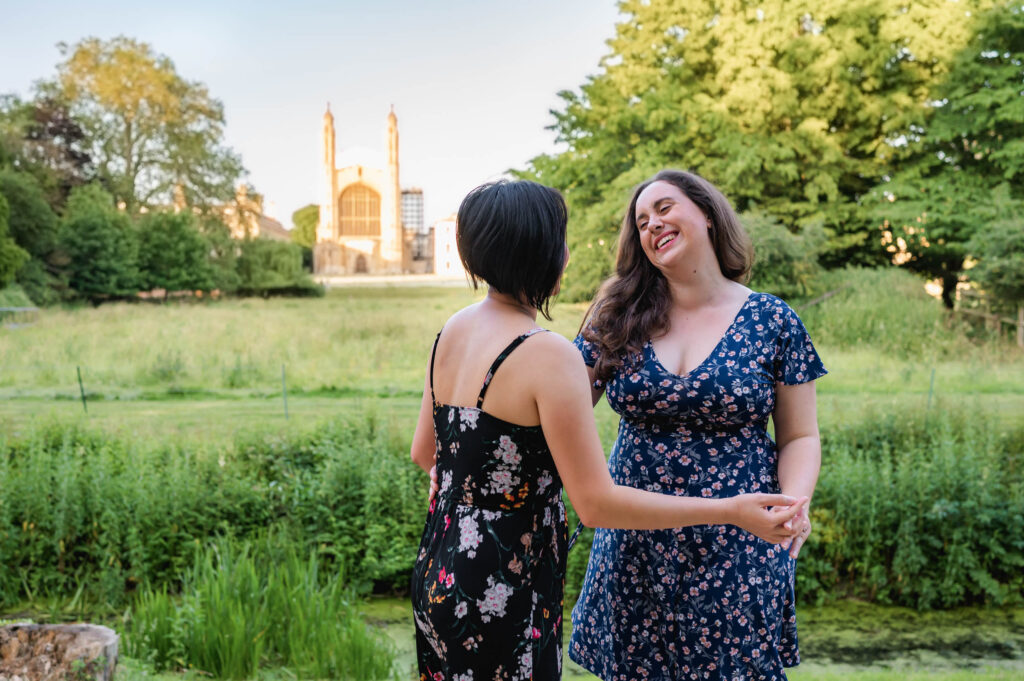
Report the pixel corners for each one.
[568,169,827,680]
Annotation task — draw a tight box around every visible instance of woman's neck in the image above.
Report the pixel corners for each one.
[662,263,734,311]
[484,289,538,321]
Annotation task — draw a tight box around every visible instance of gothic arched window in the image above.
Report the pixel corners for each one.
[338,185,381,237]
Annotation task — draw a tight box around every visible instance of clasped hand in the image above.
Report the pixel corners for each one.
[728,493,810,559]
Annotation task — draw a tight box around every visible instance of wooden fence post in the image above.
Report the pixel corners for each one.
[1018,305,1023,348]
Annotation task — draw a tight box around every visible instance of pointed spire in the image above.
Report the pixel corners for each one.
[324,102,333,120]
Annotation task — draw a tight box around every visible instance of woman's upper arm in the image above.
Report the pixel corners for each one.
[534,340,614,521]
[410,366,436,472]
[772,380,819,448]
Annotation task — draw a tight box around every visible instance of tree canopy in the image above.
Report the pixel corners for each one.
[291,204,319,250]
[48,36,243,213]
[521,0,1003,302]
[872,1,1024,307]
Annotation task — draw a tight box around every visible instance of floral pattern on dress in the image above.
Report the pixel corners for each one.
[569,293,826,681]
[412,328,568,681]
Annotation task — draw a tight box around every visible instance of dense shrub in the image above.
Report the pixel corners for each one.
[0,423,269,607]
[234,412,427,592]
[0,415,427,607]
[2,408,1020,611]
[743,210,824,300]
[799,407,1024,609]
[235,239,323,298]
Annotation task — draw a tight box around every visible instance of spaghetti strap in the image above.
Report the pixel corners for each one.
[428,331,441,405]
[476,328,547,409]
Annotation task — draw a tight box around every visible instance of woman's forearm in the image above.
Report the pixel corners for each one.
[777,435,821,500]
[581,485,733,529]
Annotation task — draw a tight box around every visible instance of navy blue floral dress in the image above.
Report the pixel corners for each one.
[569,293,826,681]
[412,328,569,681]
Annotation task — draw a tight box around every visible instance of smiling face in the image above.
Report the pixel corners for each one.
[634,180,713,271]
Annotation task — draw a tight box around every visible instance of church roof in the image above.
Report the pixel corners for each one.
[257,215,290,242]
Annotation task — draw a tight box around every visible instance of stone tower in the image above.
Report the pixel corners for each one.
[313,105,406,275]
[382,106,403,270]
[318,104,336,245]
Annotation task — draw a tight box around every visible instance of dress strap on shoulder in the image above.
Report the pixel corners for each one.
[477,328,547,409]
[429,330,442,405]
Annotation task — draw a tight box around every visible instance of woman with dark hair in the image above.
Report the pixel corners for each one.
[569,170,827,681]
[410,179,807,681]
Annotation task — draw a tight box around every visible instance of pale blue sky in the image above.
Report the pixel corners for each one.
[0,0,622,226]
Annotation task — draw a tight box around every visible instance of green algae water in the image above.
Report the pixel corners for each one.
[362,598,1024,681]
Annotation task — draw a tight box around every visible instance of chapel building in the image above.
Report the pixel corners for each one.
[314,105,414,274]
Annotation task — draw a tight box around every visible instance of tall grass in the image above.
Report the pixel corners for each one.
[126,535,395,680]
[800,407,1024,609]
[0,414,427,609]
[2,270,1017,401]
[799,268,1010,358]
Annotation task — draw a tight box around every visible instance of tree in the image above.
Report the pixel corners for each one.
[967,186,1024,342]
[137,212,213,295]
[48,36,243,212]
[0,94,92,208]
[196,214,240,293]
[0,169,59,261]
[291,204,318,249]
[520,0,993,300]
[0,194,29,287]
[58,183,138,303]
[0,169,62,304]
[873,2,1024,308]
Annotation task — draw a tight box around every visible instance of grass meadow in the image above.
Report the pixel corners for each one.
[1,267,1023,680]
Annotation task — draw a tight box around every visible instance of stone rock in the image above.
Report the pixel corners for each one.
[0,624,118,681]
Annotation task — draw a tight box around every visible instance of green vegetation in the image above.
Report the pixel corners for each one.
[0,193,29,286]
[1,280,1022,678]
[519,0,1023,313]
[126,536,394,680]
[0,414,426,608]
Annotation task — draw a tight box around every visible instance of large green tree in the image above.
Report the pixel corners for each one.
[522,0,990,300]
[0,195,29,287]
[967,186,1024,337]
[47,36,243,212]
[58,183,138,302]
[873,1,1024,307]
[137,212,214,295]
[0,169,62,303]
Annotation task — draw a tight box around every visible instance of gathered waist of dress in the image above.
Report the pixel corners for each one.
[619,417,771,440]
[433,487,565,514]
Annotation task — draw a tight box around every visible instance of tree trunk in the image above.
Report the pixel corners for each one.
[940,273,958,309]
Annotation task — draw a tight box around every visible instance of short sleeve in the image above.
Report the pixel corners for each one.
[573,332,606,390]
[774,304,827,385]
[573,332,599,368]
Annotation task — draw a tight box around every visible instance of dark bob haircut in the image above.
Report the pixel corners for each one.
[457,179,567,320]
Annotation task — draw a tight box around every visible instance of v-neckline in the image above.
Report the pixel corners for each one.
[647,292,756,380]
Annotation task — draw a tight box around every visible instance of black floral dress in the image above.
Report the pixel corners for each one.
[569,293,827,681]
[412,328,569,681]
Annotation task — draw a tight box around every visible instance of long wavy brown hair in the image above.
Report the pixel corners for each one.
[583,170,754,384]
